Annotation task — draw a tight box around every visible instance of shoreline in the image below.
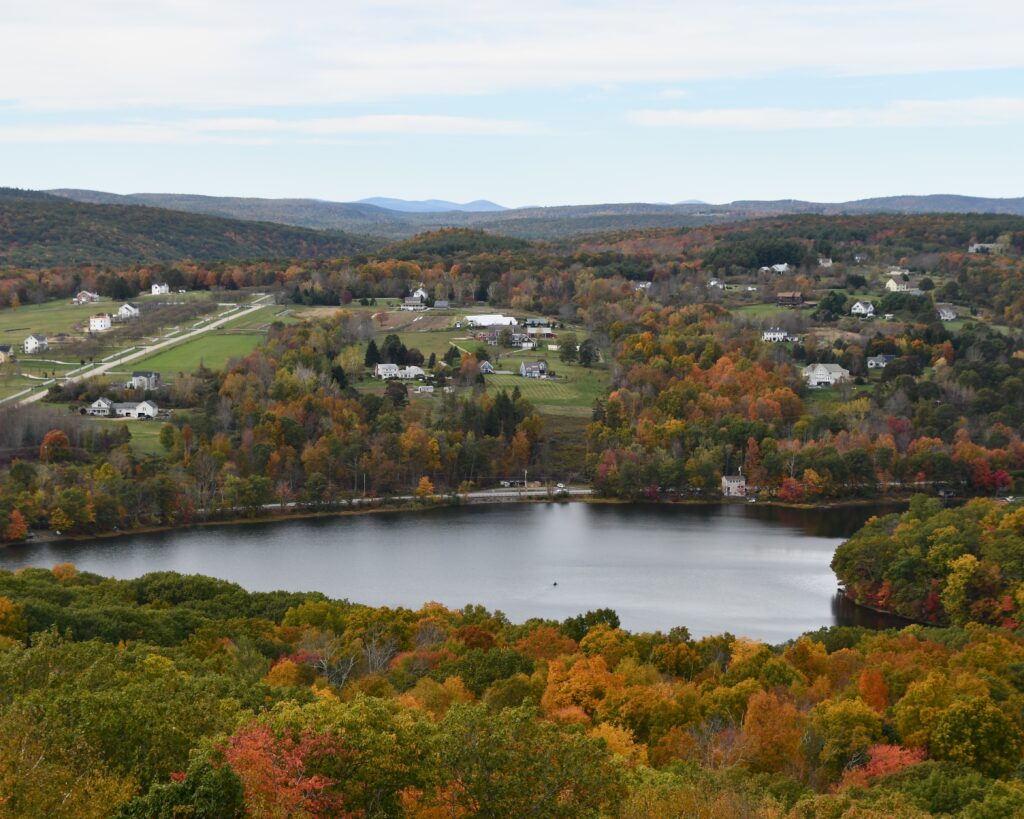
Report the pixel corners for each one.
[0,491,919,551]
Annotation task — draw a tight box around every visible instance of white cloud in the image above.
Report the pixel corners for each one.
[2,1,1023,109]
[629,97,1024,129]
[0,115,534,144]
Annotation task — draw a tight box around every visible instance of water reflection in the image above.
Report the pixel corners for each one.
[0,502,910,643]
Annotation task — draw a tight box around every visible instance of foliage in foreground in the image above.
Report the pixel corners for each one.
[1,566,1024,816]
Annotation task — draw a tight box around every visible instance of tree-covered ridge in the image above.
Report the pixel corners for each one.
[833,495,1024,627]
[2,567,1024,816]
[0,193,372,267]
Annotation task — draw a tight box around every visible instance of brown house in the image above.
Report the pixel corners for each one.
[776,291,804,307]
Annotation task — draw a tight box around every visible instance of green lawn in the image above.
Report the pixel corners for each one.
[0,298,113,340]
[130,332,265,377]
[218,305,298,330]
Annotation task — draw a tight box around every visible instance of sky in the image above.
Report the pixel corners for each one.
[2,0,1023,207]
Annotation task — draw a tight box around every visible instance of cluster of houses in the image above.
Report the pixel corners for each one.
[1,334,51,362]
[84,371,162,418]
[374,363,426,380]
[86,397,160,419]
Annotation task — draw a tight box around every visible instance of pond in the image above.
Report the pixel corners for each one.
[0,502,910,643]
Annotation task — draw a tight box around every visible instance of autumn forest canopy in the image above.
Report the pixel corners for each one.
[5,204,1024,815]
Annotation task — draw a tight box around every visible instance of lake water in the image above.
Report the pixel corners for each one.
[0,502,909,643]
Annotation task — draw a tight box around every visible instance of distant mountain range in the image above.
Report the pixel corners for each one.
[0,188,370,267]
[37,188,1024,243]
[355,197,507,213]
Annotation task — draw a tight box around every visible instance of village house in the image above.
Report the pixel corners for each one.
[937,305,958,322]
[818,257,833,268]
[634,281,652,292]
[375,363,401,379]
[72,290,99,305]
[86,397,114,416]
[707,278,725,290]
[867,354,896,369]
[401,296,427,311]
[721,474,747,497]
[759,263,790,274]
[395,365,426,380]
[885,275,921,294]
[776,291,804,307]
[151,283,170,295]
[465,314,517,328]
[89,314,112,333]
[968,242,1006,254]
[414,385,435,394]
[802,363,850,387]
[0,345,13,364]
[851,301,875,318]
[520,360,548,379]
[762,328,787,343]
[22,334,48,354]
[127,371,161,390]
[411,286,430,301]
[117,303,141,319]
[479,360,495,374]
[526,325,556,339]
[114,400,159,419]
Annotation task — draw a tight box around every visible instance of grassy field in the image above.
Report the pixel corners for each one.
[218,304,298,330]
[0,298,112,340]
[130,332,265,376]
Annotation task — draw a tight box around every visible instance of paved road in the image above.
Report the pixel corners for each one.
[16,295,271,406]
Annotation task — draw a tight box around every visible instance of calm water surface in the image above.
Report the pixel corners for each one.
[0,503,908,642]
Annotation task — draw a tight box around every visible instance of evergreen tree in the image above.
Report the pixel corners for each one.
[364,339,381,368]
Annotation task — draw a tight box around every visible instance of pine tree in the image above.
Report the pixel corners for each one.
[364,339,381,368]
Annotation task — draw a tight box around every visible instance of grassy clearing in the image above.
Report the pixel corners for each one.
[218,304,298,330]
[130,333,265,376]
[0,298,112,340]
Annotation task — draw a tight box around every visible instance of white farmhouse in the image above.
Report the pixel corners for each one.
[818,257,833,268]
[113,400,159,419]
[127,370,161,390]
[375,363,401,379]
[465,314,518,328]
[412,286,430,301]
[117,303,141,319]
[151,283,170,295]
[802,363,850,387]
[851,301,875,317]
[937,305,957,322]
[762,328,787,343]
[89,314,112,333]
[86,397,114,416]
[397,366,425,380]
[22,334,48,354]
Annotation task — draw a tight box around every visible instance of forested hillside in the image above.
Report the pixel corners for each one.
[49,187,1024,240]
[0,189,372,267]
[3,566,1024,816]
